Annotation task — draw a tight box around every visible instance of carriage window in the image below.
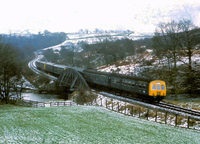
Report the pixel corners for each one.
[157,85,161,90]
[152,85,156,90]
[161,85,165,90]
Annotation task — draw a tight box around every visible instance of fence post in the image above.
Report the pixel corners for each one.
[132,106,133,116]
[106,100,107,108]
[165,112,168,124]
[112,99,113,111]
[139,107,141,118]
[175,114,177,127]
[155,111,157,122]
[187,116,190,129]
[101,98,102,106]
[124,103,126,115]
[146,109,149,120]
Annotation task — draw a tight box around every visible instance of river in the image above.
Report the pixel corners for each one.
[21,93,68,102]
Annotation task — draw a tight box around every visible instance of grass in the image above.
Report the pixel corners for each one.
[0,105,200,143]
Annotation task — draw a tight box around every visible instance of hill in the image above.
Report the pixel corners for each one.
[1,30,67,50]
[0,105,199,143]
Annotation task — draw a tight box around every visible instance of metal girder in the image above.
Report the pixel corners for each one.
[57,68,90,91]
[71,76,78,89]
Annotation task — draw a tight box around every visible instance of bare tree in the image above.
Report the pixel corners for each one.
[177,19,200,71]
[0,40,21,103]
[153,19,200,95]
[153,20,180,70]
[176,20,200,94]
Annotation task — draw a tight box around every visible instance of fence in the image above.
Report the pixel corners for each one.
[92,97,200,130]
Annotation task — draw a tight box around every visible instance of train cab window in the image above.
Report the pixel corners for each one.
[161,85,165,90]
[152,85,156,90]
[157,85,161,90]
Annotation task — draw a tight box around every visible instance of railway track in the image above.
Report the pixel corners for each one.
[123,94,200,119]
[30,57,200,120]
[28,56,57,80]
[156,102,200,117]
[97,90,200,120]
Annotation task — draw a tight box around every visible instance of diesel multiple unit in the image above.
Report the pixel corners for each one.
[36,61,166,102]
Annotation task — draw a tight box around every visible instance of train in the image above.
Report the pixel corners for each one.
[35,60,166,102]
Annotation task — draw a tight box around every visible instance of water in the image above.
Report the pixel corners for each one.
[21,93,67,102]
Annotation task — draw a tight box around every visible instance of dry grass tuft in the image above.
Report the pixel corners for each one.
[188,119,196,127]
[192,107,200,111]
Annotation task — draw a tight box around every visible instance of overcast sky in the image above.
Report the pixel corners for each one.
[0,0,200,34]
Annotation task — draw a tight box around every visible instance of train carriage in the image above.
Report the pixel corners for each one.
[36,61,67,76]
[35,61,167,102]
[83,69,166,101]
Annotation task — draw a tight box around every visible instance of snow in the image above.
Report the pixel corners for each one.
[21,76,36,90]
[97,49,200,76]
[42,32,152,53]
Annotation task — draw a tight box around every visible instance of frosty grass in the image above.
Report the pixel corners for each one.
[0,105,199,143]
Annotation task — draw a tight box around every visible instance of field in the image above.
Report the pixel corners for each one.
[0,105,199,143]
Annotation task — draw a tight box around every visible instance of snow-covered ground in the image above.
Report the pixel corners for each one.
[21,76,36,90]
[97,50,200,76]
[40,31,200,77]
[97,51,155,76]
[42,32,152,53]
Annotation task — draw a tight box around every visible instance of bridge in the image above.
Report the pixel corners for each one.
[29,57,90,94]
[56,67,90,91]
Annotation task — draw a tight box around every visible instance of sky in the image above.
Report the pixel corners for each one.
[0,0,200,34]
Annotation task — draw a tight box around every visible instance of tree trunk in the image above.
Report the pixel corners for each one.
[173,52,177,70]
[188,49,192,72]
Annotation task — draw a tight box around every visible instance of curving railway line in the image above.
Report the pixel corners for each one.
[28,56,57,80]
[156,102,200,118]
[98,90,200,121]
[29,57,200,121]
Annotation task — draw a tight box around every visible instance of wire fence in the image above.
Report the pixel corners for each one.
[92,97,200,131]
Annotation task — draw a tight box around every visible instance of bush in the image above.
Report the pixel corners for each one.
[69,89,97,105]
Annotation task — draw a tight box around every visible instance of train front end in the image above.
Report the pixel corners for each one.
[149,80,166,101]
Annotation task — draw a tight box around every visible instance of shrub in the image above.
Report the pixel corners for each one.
[69,89,97,105]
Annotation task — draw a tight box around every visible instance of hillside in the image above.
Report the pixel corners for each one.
[0,105,199,143]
